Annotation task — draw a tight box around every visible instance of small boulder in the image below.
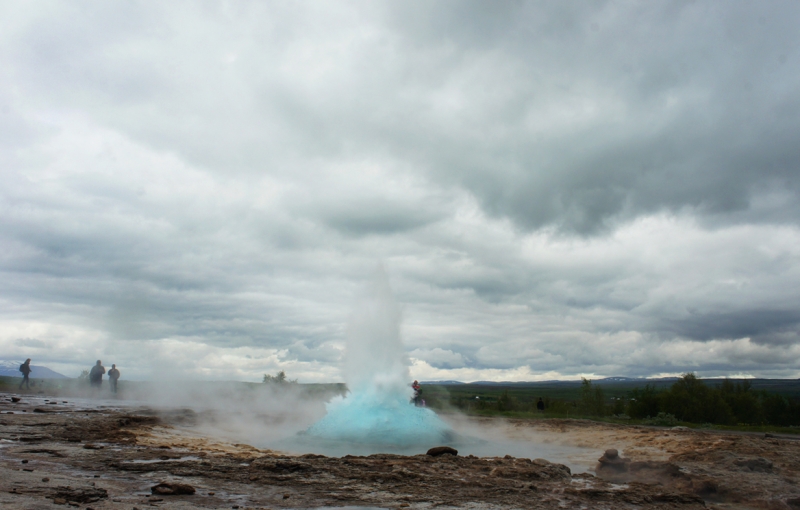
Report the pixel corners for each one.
[151,482,195,495]
[598,449,629,466]
[426,446,458,457]
[596,449,631,479]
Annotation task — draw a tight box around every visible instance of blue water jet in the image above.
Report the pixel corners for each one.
[303,266,454,448]
[306,388,452,446]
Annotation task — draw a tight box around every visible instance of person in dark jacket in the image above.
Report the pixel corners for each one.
[537,397,545,412]
[107,364,120,393]
[18,359,32,390]
[89,360,105,388]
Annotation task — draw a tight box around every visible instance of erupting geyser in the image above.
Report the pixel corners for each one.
[305,268,453,446]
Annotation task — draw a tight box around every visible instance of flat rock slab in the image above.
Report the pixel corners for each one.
[151,482,196,495]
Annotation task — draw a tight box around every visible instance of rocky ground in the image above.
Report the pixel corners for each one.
[1,392,799,509]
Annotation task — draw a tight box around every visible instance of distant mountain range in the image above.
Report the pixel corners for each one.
[0,360,69,379]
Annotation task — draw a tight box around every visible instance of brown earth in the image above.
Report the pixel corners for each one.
[1,392,799,509]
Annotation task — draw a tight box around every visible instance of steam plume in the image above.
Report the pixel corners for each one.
[306,267,452,445]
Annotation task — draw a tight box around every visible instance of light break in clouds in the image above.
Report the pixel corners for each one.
[2,1,800,382]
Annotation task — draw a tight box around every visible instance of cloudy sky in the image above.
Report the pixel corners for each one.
[2,1,800,382]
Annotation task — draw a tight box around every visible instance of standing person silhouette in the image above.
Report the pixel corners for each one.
[107,364,120,393]
[412,380,422,406]
[18,359,32,390]
[89,360,105,389]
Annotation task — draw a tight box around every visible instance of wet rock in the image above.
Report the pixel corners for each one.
[733,457,773,473]
[251,457,314,473]
[596,449,631,479]
[11,397,21,403]
[692,479,719,497]
[49,486,108,503]
[151,482,196,495]
[599,449,626,466]
[426,446,458,457]
[595,453,694,492]
[18,435,49,442]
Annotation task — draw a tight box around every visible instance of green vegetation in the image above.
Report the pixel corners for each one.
[263,370,297,385]
[421,373,800,431]
[628,374,800,426]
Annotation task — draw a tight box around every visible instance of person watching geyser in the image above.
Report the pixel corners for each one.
[89,360,105,388]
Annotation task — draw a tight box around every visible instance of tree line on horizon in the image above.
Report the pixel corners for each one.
[427,373,800,427]
[626,373,800,426]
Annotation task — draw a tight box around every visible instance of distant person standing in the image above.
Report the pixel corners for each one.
[412,380,422,406]
[18,359,32,390]
[89,360,105,388]
[107,364,120,393]
[537,397,545,412]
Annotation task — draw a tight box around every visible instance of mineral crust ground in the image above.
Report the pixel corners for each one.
[2,392,800,509]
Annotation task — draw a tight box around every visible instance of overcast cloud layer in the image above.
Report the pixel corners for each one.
[2,1,800,382]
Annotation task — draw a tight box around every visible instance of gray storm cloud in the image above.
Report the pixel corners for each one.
[1,1,800,381]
